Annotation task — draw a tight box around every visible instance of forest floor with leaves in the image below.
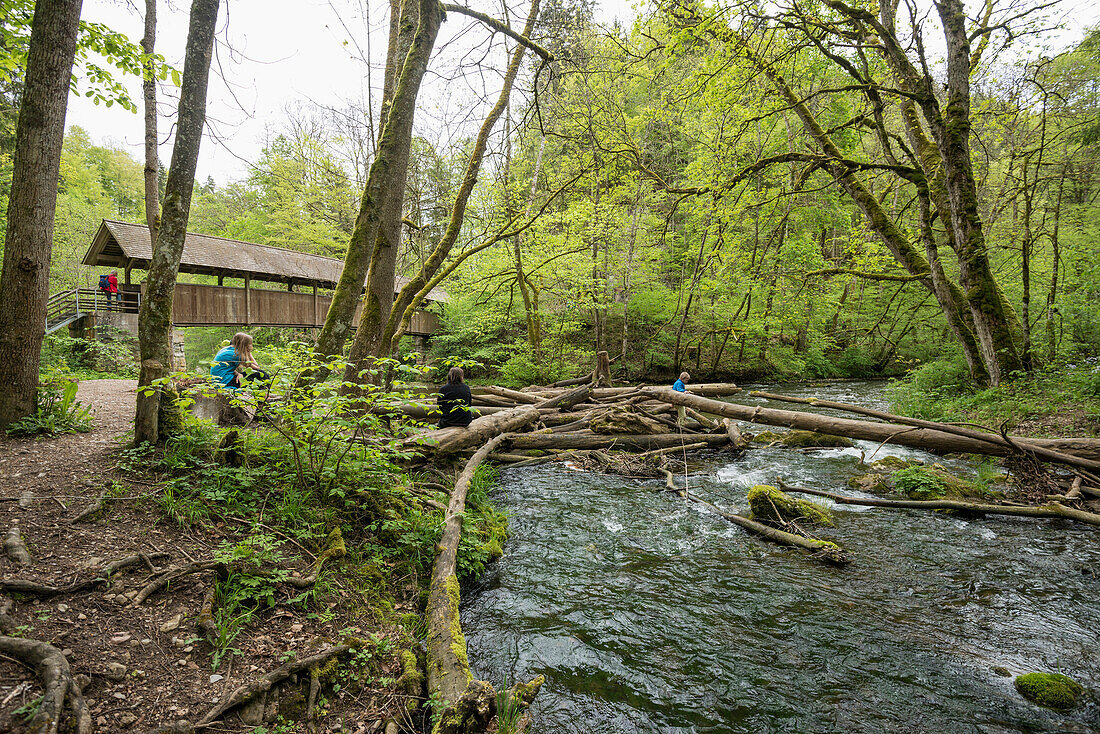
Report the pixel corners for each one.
[0,380,421,734]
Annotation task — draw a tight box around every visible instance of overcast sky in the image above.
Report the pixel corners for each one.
[64,0,641,184]
[63,0,1097,186]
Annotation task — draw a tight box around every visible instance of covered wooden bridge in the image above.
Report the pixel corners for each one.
[59,220,445,336]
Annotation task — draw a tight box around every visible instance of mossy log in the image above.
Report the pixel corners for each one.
[407,405,540,457]
[644,387,1100,461]
[426,432,504,707]
[778,481,1100,526]
[509,431,729,451]
[426,431,543,731]
[751,390,1100,471]
[671,489,850,565]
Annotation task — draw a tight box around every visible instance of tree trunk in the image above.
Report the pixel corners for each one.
[361,0,541,375]
[142,0,160,249]
[312,0,441,371]
[0,0,83,429]
[134,0,221,445]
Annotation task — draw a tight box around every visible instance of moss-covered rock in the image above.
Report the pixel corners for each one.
[779,430,854,448]
[847,473,892,494]
[869,456,910,472]
[747,485,835,527]
[750,430,785,444]
[1014,672,1085,710]
[893,465,987,500]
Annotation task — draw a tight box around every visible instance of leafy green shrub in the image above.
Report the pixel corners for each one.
[887,356,974,419]
[6,375,94,436]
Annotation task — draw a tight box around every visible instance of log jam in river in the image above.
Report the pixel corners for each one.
[461,381,1100,733]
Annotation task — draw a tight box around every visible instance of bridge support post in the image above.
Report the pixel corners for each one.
[244,274,251,326]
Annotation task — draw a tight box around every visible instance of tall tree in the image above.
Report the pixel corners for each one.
[0,0,84,428]
[134,0,220,444]
[141,0,160,247]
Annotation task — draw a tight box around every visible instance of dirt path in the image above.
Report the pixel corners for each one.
[0,381,403,733]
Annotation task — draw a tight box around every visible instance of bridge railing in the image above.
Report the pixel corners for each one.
[46,288,141,333]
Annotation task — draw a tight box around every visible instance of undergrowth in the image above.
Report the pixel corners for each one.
[116,347,511,692]
[888,356,1100,436]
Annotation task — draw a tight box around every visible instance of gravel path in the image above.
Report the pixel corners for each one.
[0,379,137,501]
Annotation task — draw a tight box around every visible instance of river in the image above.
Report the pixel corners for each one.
[461,381,1100,733]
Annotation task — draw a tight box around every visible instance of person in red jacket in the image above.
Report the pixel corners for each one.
[107,270,119,304]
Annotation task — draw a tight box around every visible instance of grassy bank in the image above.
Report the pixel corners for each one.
[888,358,1100,438]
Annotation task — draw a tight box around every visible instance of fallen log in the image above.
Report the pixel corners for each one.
[752,391,1100,472]
[510,432,729,451]
[406,405,541,457]
[665,488,850,564]
[777,480,1100,526]
[723,418,748,450]
[426,432,544,731]
[427,433,508,707]
[535,384,593,411]
[477,385,541,404]
[643,387,1100,461]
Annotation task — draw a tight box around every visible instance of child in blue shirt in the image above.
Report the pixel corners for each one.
[211,332,269,389]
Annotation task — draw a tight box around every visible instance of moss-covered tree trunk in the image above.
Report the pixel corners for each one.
[0,0,83,429]
[932,0,1022,383]
[359,0,543,375]
[141,0,160,248]
[134,0,220,445]
[311,0,440,375]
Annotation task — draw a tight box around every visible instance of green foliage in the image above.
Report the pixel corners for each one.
[39,327,138,379]
[6,374,93,436]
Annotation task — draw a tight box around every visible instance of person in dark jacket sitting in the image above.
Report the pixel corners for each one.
[437,366,475,428]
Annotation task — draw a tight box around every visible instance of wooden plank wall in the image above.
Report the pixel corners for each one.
[169,283,439,335]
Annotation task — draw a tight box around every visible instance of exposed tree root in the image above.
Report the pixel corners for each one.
[134,560,223,605]
[70,491,107,524]
[0,553,172,597]
[197,643,352,725]
[0,635,92,734]
[777,480,1100,526]
[3,527,31,564]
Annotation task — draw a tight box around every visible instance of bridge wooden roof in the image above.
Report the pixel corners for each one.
[83,220,448,302]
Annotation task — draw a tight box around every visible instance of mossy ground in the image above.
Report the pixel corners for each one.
[1014,672,1086,710]
[747,485,835,527]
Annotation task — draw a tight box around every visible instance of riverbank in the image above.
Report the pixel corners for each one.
[887,359,1100,438]
[0,379,505,733]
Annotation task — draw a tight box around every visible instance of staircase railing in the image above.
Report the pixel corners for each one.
[45,288,140,334]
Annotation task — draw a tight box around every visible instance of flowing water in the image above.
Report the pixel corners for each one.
[461,381,1100,733]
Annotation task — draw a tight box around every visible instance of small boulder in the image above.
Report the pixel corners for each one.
[869,456,910,472]
[1014,672,1085,710]
[105,662,128,681]
[847,473,891,494]
[893,465,987,500]
[746,485,834,527]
